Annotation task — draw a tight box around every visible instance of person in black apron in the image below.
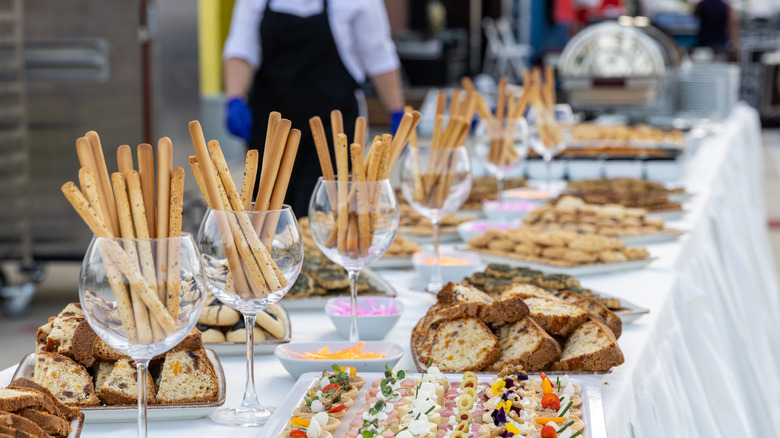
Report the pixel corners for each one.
[223,0,404,218]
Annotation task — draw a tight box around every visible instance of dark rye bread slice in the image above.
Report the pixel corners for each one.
[33,352,100,406]
[552,320,625,371]
[13,408,71,437]
[549,289,622,338]
[488,317,562,372]
[8,378,80,419]
[430,317,501,372]
[0,412,48,438]
[98,359,156,405]
[435,283,529,324]
[521,296,590,337]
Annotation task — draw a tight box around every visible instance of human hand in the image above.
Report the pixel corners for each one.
[225,97,253,142]
[389,109,404,135]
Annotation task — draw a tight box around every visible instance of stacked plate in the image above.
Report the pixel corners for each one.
[677,64,740,119]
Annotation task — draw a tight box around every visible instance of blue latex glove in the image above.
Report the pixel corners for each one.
[225,97,253,142]
[389,109,405,135]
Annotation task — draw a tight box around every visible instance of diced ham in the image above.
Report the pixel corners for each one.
[400,378,416,388]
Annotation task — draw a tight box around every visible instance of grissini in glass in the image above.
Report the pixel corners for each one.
[62,132,204,438]
[189,119,303,427]
[307,110,417,341]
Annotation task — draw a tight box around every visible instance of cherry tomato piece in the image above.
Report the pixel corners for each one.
[328,403,347,414]
[541,393,561,411]
[322,383,340,393]
[289,430,307,438]
[541,424,558,438]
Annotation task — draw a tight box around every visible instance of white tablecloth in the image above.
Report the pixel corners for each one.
[2,104,778,438]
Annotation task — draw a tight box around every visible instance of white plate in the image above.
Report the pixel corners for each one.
[647,209,685,221]
[281,269,397,311]
[402,230,462,244]
[456,219,523,242]
[617,229,684,245]
[614,298,650,324]
[465,248,657,277]
[203,305,292,356]
[69,414,85,438]
[274,342,404,379]
[12,349,226,423]
[264,372,607,438]
[369,256,414,270]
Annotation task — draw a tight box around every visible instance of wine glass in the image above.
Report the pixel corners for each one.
[79,234,205,438]
[529,104,576,193]
[308,178,399,342]
[399,145,472,292]
[473,117,530,206]
[197,206,303,426]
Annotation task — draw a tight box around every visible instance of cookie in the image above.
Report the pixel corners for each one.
[468,272,488,286]
[226,319,266,343]
[256,306,286,339]
[198,296,241,327]
[623,247,650,260]
[484,264,518,279]
[289,272,315,296]
[197,324,226,343]
[310,268,349,289]
[483,278,513,294]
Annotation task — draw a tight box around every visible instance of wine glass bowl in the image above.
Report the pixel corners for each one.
[79,233,205,438]
[308,178,400,341]
[473,118,530,203]
[197,205,303,426]
[529,104,576,192]
[399,145,472,292]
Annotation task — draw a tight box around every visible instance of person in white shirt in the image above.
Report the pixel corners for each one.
[222,0,405,216]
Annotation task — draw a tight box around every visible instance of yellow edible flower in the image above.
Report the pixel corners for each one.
[491,380,506,395]
[497,400,513,412]
[506,423,520,435]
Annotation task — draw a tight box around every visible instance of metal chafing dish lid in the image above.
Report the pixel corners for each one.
[559,22,666,78]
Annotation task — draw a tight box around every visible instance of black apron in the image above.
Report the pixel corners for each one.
[248,0,359,217]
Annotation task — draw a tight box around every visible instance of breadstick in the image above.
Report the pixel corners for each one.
[346,214,359,258]
[61,182,113,238]
[350,143,370,257]
[240,149,259,210]
[85,132,119,236]
[545,65,556,106]
[354,116,366,148]
[389,112,415,169]
[136,143,156,237]
[209,140,243,210]
[110,172,154,343]
[155,138,173,301]
[263,112,282,167]
[268,129,301,211]
[309,116,335,180]
[330,110,344,151]
[497,77,507,122]
[76,137,117,236]
[117,144,133,176]
[254,119,291,211]
[450,89,462,121]
[166,167,184,319]
[335,134,349,254]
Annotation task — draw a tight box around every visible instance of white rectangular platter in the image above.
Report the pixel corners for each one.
[617,229,684,246]
[263,371,607,438]
[281,269,397,311]
[204,305,292,356]
[13,349,226,423]
[465,249,657,277]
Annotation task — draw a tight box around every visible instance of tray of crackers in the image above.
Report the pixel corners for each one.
[524,196,683,244]
[464,226,654,276]
[370,233,419,269]
[461,176,527,211]
[562,178,685,213]
[14,303,225,423]
[398,204,474,242]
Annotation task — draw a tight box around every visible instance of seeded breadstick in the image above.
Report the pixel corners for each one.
[188,156,211,206]
[240,150,259,210]
[111,172,154,343]
[76,137,117,236]
[155,137,173,303]
[166,167,184,319]
[349,143,370,257]
[335,134,350,254]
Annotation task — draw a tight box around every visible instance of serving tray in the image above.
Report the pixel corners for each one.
[203,305,292,356]
[281,269,397,311]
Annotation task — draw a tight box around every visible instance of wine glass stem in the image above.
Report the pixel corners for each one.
[136,360,150,438]
[347,269,360,342]
[240,313,261,409]
[496,172,505,208]
[428,217,443,293]
[544,154,552,193]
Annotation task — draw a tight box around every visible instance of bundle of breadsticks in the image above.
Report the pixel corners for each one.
[187,116,298,301]
[308,109,420,258]
[407,90,476,209]
[523,66,564,149]
[61,132,185,344]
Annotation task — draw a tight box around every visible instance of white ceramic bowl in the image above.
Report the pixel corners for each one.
[481,199,541,221]
[412,251,481,284]
[274,341,404,379]
[457,219,523,242]
[325,296,403,341]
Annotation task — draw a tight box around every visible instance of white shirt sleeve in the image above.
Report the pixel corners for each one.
[348,0,400,78]
[222,0,264,69]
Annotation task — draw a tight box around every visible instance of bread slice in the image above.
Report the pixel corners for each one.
[8,377,81,419]
[44,303,85,357]
[549,289,622,338]
[500,283,550,300]
[98,359,156,405]
[430,318,501,372]
[155,349,219,404]
[411,304,449,367]
[71,320,99,367]
[0,412,48,438]
[35,319,53,354]
[522,296,590,337]
[13,408,71,437]
[489,317,562,372]
[33,352,100,406]
[0,388,45,413]
[553,320,625,371]
[435,283,529,323]
[0,424,35,438]
[93,361,114,393]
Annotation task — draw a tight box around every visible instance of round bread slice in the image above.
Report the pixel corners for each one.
[430,317,500,372]
[553,320,625,371]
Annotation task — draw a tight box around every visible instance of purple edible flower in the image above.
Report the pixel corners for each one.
[503,377,514,388]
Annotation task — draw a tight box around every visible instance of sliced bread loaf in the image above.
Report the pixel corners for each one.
[0,412,48,438]
[521,296,590,337]
[553,320,625,371]
[13,408,71,437]
[549,289,622,338]
[44,303,85,357]
[0,388,45,413]
[98,359,156,405]
[8,377,81,419]
[436,283,529,324]
[430,317,501,372]
[488,317,562,372]
[155,349,219,404]
[33,352,100,406]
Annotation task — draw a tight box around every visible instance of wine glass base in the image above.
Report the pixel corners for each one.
[425,281,443,294]
[209,405,273,427]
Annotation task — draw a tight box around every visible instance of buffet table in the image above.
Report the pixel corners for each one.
[2,104,778,438]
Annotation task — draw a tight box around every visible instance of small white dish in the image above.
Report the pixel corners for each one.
[482,199,540,221]
[604,160,644,179]
[325,296,403,341]
[412,251,481,284]
[567,159,604,180]
[526,159,566,180]
[456,219,522,242]
[274,341,404,379]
